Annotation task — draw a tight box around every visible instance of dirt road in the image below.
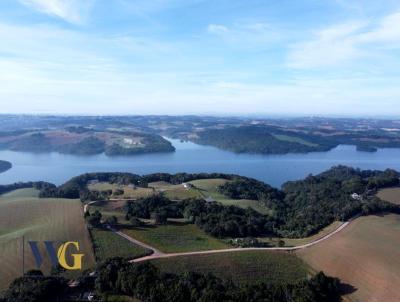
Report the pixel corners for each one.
[85,201,358,263]
[129,218,352,263]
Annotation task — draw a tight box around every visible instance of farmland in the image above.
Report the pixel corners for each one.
[122,221,229,253]
[0,188,95,290]
[90,228,150,262]
[152,250,309,285]
[377,187,400,205]
[297,214,400,302]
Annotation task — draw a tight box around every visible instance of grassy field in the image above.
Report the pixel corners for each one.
[377,187,400,205]
[152,251,309,285]
[273,134,318,147]
[90,179,270,215]
[122,221,229,253]
[104,295,140,302]
[90,228,150,262]
[88,182,154,199]
[189,178,271,214]
[297,214,400,302]
[89,200,130,225]
[188,178,229,192]
[0,189,95,290]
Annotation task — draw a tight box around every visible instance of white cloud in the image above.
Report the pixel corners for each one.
[18,0,94,24]
[287,11,400,69]
[207,24,229,35]
[358,12,400,44]
[206,22,281,51]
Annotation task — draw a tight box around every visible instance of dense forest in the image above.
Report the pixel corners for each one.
[220,166,400,237]
[189,124,400,155]
[39,166,400,238]
[126,196,277,237]
[0,160,11,174]
[192,125,336,154]
[0,258,342,302]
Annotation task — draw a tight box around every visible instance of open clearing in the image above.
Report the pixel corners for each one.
[90,228,150,262]
[377,187,400,205]
[0,189,95,290]
[152,250,309,285]
[273,134,318,147]
[297,214,400,302]
[89,182,154,199]
[89,178,270,214]
[148,180,202,199]
[122,221,229,253]
[189,178,270,214]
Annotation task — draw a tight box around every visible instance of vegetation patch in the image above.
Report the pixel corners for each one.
[90,228,150,262]
[258,221,343,247]
[122,222,229,253]
[104,295,140,302]
[273,134,319,147]
[88,182,154,199]
[193,125,335,154]
[189,178,271,214]
[152,251,309,285]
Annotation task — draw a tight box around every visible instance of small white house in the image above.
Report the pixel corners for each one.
[182,183,192,189]
[351,193,361,200]
[205,196,215,203]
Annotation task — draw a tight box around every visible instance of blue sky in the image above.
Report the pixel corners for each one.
[0,0,400,116]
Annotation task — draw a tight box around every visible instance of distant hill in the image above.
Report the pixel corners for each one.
[0,129,175,156]
[192,125,336,154]
[0,160,11,174]
[187,124,400,155]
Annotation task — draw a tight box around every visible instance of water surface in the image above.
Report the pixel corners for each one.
[1,138,400,188]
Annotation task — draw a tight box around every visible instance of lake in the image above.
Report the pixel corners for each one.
[1,138,400,188]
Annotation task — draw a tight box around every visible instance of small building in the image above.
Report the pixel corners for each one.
[182,183,193,189]
[205,196,215,203]
[351,193,361,200]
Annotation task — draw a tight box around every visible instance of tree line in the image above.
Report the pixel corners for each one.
[37,167,400,238]
[0,258,342,302]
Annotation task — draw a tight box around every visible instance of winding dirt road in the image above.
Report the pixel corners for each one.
[85,201,359,263]
[128,218,353,263]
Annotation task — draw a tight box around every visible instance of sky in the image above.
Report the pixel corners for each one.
[0,0,400,116]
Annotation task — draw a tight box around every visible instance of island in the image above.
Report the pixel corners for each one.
[0,160,11,174]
